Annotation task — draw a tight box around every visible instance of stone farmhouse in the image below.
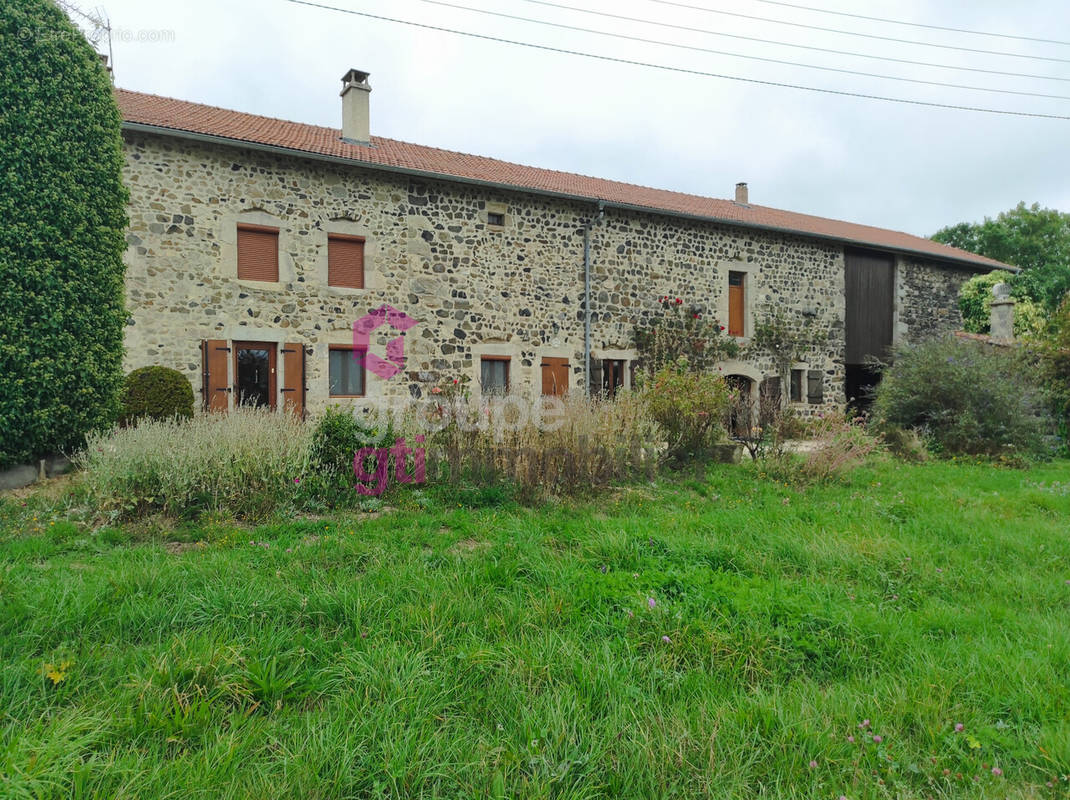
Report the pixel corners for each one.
[115,70,1009,417]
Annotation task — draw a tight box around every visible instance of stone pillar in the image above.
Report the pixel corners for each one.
[990,282,1015,342]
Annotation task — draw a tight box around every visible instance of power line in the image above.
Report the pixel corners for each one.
[283,0,1070,120]
[752,0,1070,48]
[641,0,1070,65]
[512,0,1070,85]
[471,0,1070,100]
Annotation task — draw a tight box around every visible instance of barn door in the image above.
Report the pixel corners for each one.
[845,249,894,364]
[281,342,306,417]
[201,339,231,412]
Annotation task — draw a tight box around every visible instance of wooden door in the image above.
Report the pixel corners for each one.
[541,357,569,397]
[232,341,277,409]
[845,249,894,364]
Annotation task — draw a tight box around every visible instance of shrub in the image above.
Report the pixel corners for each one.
[798,414,883,482]
[0,1,128,466]
[872,336,1053,458]
[641,358,731,463]
[120,367,195,426]
[1032,297,1070,441]
[77,410,311,519]
[633,296,739,375]
[309,406,397,476]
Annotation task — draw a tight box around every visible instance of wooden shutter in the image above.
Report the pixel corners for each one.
[807,370,824,405]
[236,224,279,282]
[541,357,569,397]
[201,339,230,412]
[281,342,306,417]
[728,272,745,337]
[588,358,603,398]
[328,235,365,289]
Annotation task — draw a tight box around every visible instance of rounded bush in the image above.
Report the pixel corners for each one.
[120,367,195,426]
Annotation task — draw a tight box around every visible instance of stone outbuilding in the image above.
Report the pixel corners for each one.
[114,71,1011,417]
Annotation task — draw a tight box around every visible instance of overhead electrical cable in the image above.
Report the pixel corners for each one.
[283,0,1070,120]
[462,0,1070,100]
[640,0,1070,64]
[511,0,1070,84]
[751,0,1070,48]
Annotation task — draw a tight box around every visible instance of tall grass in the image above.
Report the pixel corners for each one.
[77,409,311,519]
[421,392,662,499]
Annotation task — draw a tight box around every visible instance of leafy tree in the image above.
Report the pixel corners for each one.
[957,271,1045,338]
[0,0,128,466]
[933,203,1070,313]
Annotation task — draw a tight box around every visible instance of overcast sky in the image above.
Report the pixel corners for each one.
[78,0,1070,237]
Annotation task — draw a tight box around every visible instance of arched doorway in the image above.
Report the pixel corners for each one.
[725,374,754,437]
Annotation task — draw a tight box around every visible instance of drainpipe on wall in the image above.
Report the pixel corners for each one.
[583,200,605,397]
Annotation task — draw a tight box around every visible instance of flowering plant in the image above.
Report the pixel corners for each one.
[633,296,739,379]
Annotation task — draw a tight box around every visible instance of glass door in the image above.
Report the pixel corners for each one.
[233,341,277,409]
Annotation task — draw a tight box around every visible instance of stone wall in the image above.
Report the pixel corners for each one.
[896,255,975,346]
[120,131,972,416]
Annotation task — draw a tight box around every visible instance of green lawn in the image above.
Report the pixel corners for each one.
[1,460,1068,798]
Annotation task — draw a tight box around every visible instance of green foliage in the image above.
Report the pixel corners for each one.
[308,406,397,477]
[958,270,1045,337]
[1032,297,1070,439]
[2,460,1070,796]
[633,296,739,376]
[119,367,195,426]
[641,358,731,463]
[747,303,826,374]
[0,0,128,466]
[934,202,1070,312]
[872,337,1053,458]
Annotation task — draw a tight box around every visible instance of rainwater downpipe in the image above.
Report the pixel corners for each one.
[584,200,605,397]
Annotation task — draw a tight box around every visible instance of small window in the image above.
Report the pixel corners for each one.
[487,211,505,227]
[728,271,745,337]
[328,234,365,289]
[480,356,509,395]
[602,359,626,399]
[329,346,365,397]
[790,369,804,403]
[237,224,280,282]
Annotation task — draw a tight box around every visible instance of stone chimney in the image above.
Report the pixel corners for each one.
[340,69,371,145]
[989,282,1015,342]
[735,182,749,204]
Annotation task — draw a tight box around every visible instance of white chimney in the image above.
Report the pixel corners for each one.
[735,182,749,204]
[340,69,371,144]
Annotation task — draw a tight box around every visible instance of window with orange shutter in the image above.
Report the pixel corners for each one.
[328,234,365,289]
[236,224,279,282]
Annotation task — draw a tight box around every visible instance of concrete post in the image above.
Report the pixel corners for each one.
[989,282,1015,342]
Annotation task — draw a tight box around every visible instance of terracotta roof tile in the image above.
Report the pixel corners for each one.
[115,88,1010,271]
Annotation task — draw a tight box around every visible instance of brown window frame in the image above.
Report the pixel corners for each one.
[327,233,366,289]
[328,345,367,398]
[480,355,511,395]
[236,223,280,282]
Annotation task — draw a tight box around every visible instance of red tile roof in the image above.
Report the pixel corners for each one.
[116,89,1010,271]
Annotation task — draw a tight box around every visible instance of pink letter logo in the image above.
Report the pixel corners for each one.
[352,305,418,380]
